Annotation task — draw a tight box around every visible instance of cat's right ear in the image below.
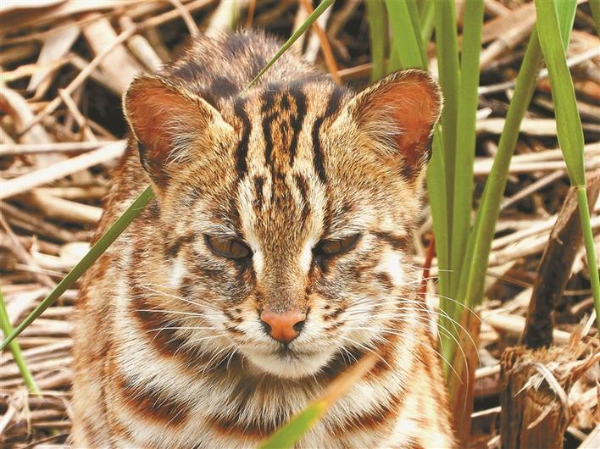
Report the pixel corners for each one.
[337,70,442,183]
[123,74,233,188]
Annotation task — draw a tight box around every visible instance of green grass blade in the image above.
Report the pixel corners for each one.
[427,132,450,311]
[0,287,40,393]
[366,0,387,81]
[385,0,427,69]
[388,40,402,73]
[448,0,484,312]
[459,32,542,305]
[419,0,435,45]
[447,1,579,362]
[434,0,461,261]
[406,0,428,66]
[576,187,600,330]
[444,30,544,363]
[587,0,600,329]
[245,0,335,90]
[0,186,155,351]
[590,0,600,34]
[554,0,577,53]
[535,0,585,186]
[535,0,599,328]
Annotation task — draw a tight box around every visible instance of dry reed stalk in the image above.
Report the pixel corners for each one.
[0,141,125,200]
[16,27,138,137]
[299,0,341,83]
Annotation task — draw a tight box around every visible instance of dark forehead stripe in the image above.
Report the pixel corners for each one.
[311,88,344,184]
[233,98,251,178]
[260,84,308,172]
[260,88,277,166]
[228,195,244,236]
[287,88,307,167]
[253,176,265,210]
[324,87,344,117]
[294,174,310,225]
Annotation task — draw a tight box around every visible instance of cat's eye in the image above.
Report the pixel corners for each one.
[205,236,252,260]
[317,234,361,256]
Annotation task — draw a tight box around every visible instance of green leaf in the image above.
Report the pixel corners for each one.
[406,0,428,65]
[434,0,461,261]
[427,132,451,315]
[448,0,484,312]
[388,40,402,73]
[459,31,543,306]
[0,287,40,393]
[419,0,435,45]
[554,0,577,52]
[590,0,600,35]
[386,0,427,69]
[535,0,585,186]
[575,187,600,331]
[445,30,544,363]
[447,0,582,361]
[0,186,155,351]
[535,0,599,329]
[366,0,388,81]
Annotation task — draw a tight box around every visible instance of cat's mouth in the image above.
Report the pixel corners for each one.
[275,345,317,359]
[242,346,334,378]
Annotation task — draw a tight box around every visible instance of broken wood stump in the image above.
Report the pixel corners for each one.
[500,343,599,449]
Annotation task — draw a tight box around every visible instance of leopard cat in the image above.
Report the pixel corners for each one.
[72,30,454,448]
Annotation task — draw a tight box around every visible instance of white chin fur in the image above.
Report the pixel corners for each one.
[243,349,333,378]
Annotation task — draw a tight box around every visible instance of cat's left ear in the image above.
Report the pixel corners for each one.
[342,70,442,180]
[123,74,233,190]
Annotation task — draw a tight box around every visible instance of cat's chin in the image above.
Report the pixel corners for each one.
[244,349,333,378]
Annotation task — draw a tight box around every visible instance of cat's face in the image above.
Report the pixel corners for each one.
[124,71,441,378]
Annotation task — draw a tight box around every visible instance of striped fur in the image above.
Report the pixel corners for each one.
[72,30,453,448]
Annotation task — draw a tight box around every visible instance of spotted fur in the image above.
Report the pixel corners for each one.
[72,30,453,448]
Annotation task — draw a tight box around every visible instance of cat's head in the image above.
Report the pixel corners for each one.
[123,70,441,378]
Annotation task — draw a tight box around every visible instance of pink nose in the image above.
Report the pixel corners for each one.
[260,310,307,343]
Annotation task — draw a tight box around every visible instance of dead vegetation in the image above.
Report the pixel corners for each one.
[0,1,599,447]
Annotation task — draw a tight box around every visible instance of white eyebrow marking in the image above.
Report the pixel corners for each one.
[378,250,405,286]
[169,258,187,290]
[299,239,315,273]
[252,250,264,277]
